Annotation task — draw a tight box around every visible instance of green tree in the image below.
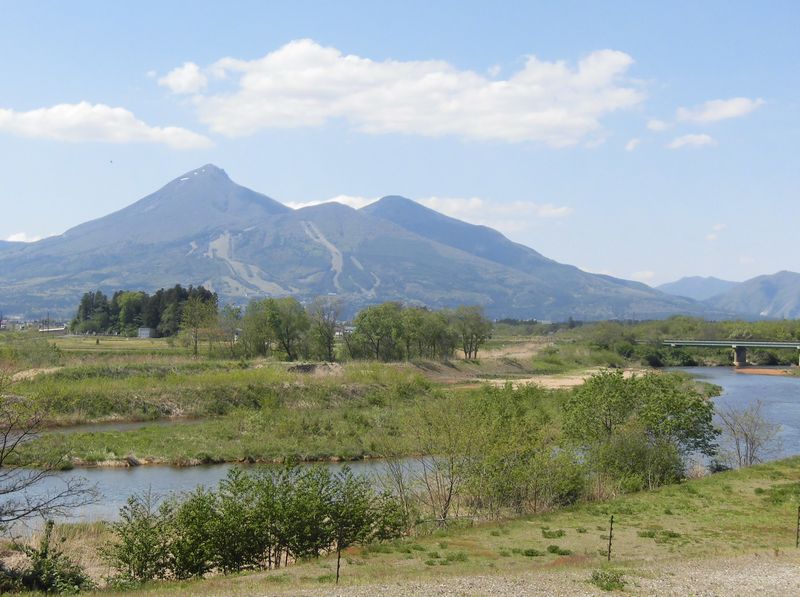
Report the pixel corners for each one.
[268,298,310,361]
[240,299,274,357]
[352,302,403,361]
[563,370,718,494]
[102,491,172,584]
[307,297,341,361]
[328,468,375,584]
[181,296,217,356]
[168,488,216,579]
[452,305,492,359]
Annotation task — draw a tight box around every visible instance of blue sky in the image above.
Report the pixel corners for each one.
[1,0,797,285]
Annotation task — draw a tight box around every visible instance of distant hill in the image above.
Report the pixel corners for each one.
[657,276,740,301]
[704,271,800,319]
[0,164,721,320]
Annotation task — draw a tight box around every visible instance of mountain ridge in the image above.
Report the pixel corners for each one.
[0,164,727,319]
[703,271,800,319]
[657,276,740,301]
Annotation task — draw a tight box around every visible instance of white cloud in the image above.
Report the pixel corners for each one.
[630,270,656,282]
[179,39,644,146]
[284,195,377,210]
[0,102,212,149]
[5,232,42,242]
[418,196,573,231]
[667,133,716,149]
[676,97,764,123]
[625,138,640,151]
[647,119,669,131]
[706,223,727,241]
[158,62,208,94]
[283,194,573,238]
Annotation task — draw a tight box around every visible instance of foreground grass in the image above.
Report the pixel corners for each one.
[25,456,800,595]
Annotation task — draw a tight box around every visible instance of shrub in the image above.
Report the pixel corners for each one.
[541,528,565,538]
[522,548,543,557]
[101,491,172,584]
[590,568,626,591]
[16,521,95,594]
[547,544,572,555]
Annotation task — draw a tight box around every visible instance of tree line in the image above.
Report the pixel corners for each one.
[237,299,492,362]
[70,286,217,337]
[69,289,493,361]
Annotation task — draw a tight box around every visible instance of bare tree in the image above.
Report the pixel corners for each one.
[716,401,780,468]
[0,373,96,534]
[407,400,475,526]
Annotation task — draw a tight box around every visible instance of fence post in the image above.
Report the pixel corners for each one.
[795,505,799,549]
[607,515,614,561]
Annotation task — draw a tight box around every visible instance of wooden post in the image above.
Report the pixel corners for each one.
[607,515,614,561]
[795,505,799,549]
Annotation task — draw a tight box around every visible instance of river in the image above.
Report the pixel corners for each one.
[675,366,800,461]
[10,367,800,525]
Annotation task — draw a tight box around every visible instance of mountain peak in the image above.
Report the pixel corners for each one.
[171,164,230,185]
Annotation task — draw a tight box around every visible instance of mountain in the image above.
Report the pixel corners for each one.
[703,271,800,319]
[657,276,740,301]
[0,164,718,320]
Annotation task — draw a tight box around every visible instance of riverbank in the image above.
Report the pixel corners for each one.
[10,455,800,595]
[736,366,795,376]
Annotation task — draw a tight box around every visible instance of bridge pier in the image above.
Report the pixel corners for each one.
[733,346,747,367]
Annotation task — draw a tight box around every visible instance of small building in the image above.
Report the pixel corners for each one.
[137,327,154,339]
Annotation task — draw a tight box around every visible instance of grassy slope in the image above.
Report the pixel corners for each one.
[47,456,800,596]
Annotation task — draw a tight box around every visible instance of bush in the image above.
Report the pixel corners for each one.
[101,491,173,584]
[16,521,95,594]
[522,548,543,557]
[590,568,626,591]
[103,466,407,584]
[547,544,572,555]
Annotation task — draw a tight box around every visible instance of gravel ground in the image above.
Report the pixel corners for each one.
[286,553,800,596]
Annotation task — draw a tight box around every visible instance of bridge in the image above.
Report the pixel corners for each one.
[663,339,800,367]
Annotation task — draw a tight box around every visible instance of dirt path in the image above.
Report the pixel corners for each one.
[290,553,800,596]
[480,339,551,359]
[10,366,63,382]
[484,368,648,390]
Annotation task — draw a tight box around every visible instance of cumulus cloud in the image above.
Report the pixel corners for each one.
[676,97,764,123]
[176,39,644,146]
[284,195,376,210]
[5,232,42,242]
[705,222,727,241]
[283,193,573,238]
[667,133,716,149]
[647,119,669,131]
[630,270,656,282]
[158,62,208,94]
[625,138,640,151]
[419,197,574,229]
[0,102,212,149]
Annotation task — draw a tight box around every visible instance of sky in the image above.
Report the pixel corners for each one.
[0,0,797,286]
